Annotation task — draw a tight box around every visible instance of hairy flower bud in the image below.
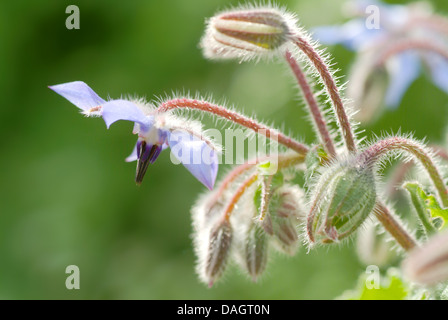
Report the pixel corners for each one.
[272,215,299,252]
[245,223,269,282]
[275,185,305,219]
[402,231,448,286]
[307,160,377,245]
[268,185,304,255]
[201,6,297,61]
[203,219,233,287]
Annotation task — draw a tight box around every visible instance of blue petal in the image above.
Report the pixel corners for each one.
[168,130,219,190]
[350,0,408,28]
[312,20,384,51]
[49,81,106,112]
[384,51,421,108]
[101,100,153,132]
[424,52,448,94]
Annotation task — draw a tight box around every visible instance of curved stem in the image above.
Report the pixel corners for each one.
[374,201,417,251]
[359,137,448,207]
[407,15,448,39]
[223,173,259,221]
[157,98,309,155]
[375,39,448,67]
[292,35,357,153]
[385,145,448,198]
[284,50,336,157]
[207,153,305,214]
[218,153,306,222]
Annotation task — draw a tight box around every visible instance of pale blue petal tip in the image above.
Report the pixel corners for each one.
[384,51,421,109]
[425,52,448,94]
[50,81,105,111]
[168,130,219,190]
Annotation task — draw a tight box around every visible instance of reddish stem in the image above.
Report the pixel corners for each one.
[385,145,448,198]
[374,202,417,251]
[359,137,448,207]
[223,173,259,221]
[376,39,448,66]
[213,153,306,221]
[293,35,357,153]
[284,50,336,157]
[157,98,309,155]
[406,15,448,38]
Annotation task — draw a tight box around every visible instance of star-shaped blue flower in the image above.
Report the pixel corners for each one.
[50,81,219,189]
[312,0,448,110]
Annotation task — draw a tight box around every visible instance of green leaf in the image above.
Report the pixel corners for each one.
[253,184,262,211]
[253,171,284,212]
[338,269,410,300]
[403,182,448,232]
[304,144,328,188]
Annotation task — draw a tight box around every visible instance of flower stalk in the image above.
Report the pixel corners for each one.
[284,50,336,157]
[157,98,309,155]
[374,202,418,251]
[359,136,448,207]
[292,35,357,153]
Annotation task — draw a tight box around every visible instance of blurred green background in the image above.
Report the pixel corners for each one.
[1,0,448,299]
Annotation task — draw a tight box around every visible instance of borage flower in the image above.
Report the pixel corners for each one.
[50,81,220,189]
[312,0,448,121]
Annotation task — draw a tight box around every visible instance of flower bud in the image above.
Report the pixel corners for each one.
[201,7,296,61]
[307,160,377,245]
[245,223,269,282]
[272,215,299,254]
[275,186,305,219]
[402,231,448,286]
[203,219,233,287]
[268,185,304,255]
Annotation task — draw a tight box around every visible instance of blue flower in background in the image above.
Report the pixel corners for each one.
[312,0,448,121]
[50,81,219,189]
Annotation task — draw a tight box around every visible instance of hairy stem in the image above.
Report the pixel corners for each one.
[385,145,448,198]
[359,137,448,207]
[206,153,305,214]
[374,202,417,251]
[223,173,259,221]
[259,174,274,221]
[219,154,306,221]
[157,98,309,155]
[292,35,357,153]
[284,50,336,157]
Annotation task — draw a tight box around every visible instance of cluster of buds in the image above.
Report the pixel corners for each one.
[192,159,306,285]
[194,2,448,292]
